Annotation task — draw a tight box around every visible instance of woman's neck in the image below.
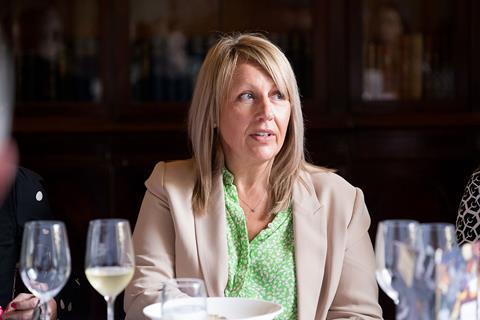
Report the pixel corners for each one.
[225,160,271,193]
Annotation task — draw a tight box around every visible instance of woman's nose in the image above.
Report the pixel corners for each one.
[257,97,274,121]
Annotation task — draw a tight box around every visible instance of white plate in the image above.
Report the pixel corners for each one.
[143,297,283,320]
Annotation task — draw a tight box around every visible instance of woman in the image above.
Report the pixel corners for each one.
[124,33,382,320]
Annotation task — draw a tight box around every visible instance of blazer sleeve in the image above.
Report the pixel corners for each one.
[124,162,176,320]
[327,188,383,320]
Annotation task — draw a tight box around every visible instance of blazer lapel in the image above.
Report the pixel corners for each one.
[293,172,327,320]
[194,173,228,297]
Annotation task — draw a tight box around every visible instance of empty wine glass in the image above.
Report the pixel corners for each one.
[418,223,456,261]
[162,278,207,320]
[20,220,71,320]
[414,223,457,319]
[375,219,419,320]
[85,219,135,320]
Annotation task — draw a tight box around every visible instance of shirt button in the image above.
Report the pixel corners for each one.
[36,191,43,201]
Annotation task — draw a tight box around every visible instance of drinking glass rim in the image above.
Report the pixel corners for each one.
[161,278,206,293]
[379,219,419,227]
[24,220,66,226]
[89,218,130,225]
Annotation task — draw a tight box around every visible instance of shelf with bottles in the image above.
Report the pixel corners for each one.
[7,0,103,105]
[126,0,314,104]
[349,0,470,110]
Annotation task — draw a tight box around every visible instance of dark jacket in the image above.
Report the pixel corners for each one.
[0,167,53,307]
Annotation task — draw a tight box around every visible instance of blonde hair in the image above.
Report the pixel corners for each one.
[188,33,306,214]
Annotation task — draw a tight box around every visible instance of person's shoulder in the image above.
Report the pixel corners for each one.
[12,167,53,222]
[464,166,480,190]
[471,166,480,178]
[15,167,45,188]
[302,162,356,194]
[13,167,49,200]
[146,159,194,194]
[163,159,195,172]
[149,159,194,180]
[300,163,365,227]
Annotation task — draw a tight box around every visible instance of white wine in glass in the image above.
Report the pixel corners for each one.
[85,266,134,298]
[85,219,135,320]
[20,220,71,320]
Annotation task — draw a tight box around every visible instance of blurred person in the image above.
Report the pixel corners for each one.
[0,20,58,320]
[0,142,17,203]
[0,167,58,320]
[124,33,382,320]
[0,23,16,201]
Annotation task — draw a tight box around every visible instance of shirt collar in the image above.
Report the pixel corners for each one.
[222,167,235,186]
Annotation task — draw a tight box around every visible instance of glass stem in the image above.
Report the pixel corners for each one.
[105,296,116,320]
[40,301,49,320]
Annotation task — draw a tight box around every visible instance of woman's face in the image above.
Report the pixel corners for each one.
[219,62,291,169]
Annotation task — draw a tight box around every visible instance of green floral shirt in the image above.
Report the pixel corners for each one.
[222,169,297,320]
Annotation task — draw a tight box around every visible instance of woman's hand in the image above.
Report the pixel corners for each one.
[2,293,57,320]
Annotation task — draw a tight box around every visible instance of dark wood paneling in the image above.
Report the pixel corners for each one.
[472,0,480,111]
[348,128,477,226]
[112,0,131,110]
[110,131,190,226]
[347,0,363,106]
[454,0,471,103]
[327,0,348,113]
[311,0,328,109]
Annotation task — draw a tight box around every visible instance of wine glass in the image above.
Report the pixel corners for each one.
[418,223,456,260]
[375,219,419,320]
[85,219,135,320]
[161,278,207,320]
[20,220,71,320]
[414,223,457,319]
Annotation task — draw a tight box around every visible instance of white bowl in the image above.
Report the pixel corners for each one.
[143,297,283,320]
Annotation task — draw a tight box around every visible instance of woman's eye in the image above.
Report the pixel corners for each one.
[239,92,254,101]
[272,91,285,100]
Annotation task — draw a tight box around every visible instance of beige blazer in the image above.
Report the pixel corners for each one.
[124,159,383,320]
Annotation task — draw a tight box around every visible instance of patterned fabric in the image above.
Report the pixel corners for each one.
[456,167,480,244]
[222,169,297,320]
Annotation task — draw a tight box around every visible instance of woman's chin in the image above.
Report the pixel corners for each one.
[249,150,279,163]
